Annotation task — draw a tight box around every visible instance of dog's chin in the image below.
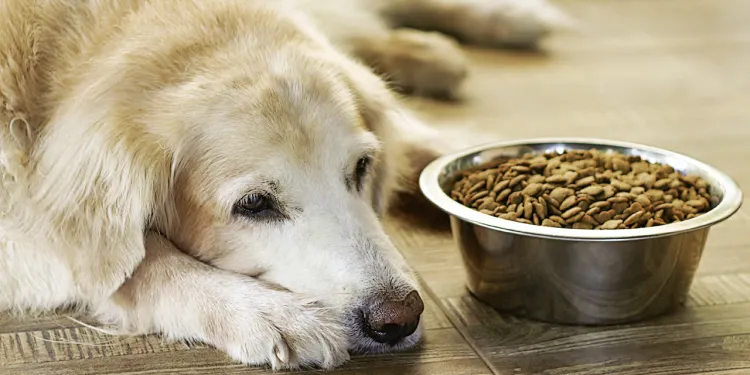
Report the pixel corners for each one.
[347,321,425,356]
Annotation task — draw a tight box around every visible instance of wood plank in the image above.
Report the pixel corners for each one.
[1,328,491,375]
[445,298,750,375]
[0,312,97,335]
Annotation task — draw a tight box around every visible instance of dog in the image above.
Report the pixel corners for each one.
[0,0,570,370]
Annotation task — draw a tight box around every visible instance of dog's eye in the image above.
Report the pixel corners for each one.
[234,193,271,217]
[354,155,371,191]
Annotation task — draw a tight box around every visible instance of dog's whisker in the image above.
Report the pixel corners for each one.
[30,332,123,347]
[64,316,123,337]
[8,117,32,150]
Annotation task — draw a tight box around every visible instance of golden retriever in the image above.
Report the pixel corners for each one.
[0,0,569,370]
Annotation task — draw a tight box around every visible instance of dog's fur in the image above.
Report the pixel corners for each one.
[0,0,569,370]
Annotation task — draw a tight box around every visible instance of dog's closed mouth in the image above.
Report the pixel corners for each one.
[365,318,421,346]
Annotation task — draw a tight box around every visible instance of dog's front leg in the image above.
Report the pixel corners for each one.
[96,232,350,370]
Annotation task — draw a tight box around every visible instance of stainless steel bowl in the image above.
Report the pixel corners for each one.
[419,138,743,325]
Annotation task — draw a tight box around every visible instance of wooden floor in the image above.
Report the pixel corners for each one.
[3,0,749,374]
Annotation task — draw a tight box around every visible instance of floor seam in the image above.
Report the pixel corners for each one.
[418,276,501,375]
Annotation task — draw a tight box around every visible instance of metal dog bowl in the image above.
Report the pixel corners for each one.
[419,138,743,325]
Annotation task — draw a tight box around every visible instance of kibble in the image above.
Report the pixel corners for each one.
[451,149,716,230]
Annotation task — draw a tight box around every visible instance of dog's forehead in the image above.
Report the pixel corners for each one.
[189,61,379,186]
[259,73,365,144]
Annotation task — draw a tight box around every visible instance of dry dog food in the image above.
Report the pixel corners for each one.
[451,149,716,229]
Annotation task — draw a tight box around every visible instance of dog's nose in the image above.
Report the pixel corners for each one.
[362,291,424,345]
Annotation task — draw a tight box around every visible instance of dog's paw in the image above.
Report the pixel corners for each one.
[462,0,574,48]
[215,291,350,370]
[378,29,468,99]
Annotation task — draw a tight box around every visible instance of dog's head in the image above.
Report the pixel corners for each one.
[136,13,428,354]
[28,3,430,354]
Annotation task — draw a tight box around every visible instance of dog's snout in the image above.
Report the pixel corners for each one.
[362,291,424,345]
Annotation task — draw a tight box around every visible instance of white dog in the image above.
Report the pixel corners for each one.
[0,0,569,370]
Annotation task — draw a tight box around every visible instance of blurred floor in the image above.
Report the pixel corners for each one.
[2,0,749,374]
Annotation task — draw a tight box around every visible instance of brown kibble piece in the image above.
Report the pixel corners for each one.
[510,175,527,187]
[529,175,546,184]
[624,211,645,226]
[572,222,595,229]
[631,161,649,174]
[645,189,665,202]
[602,185,617,199]
[550,187,574,203]
[522,183,544,197]
[612,158,631,173]
[607,196,629,204]
[499,212,518,221]
[586,207,601,216]
[546,215,563,224]
[478,200,498,211]
[560,195,578,211]
[563,171,579,183]
[562,207,583,219]
[654,178,672,189]
[611,179,632,191]
[612,202,629,214]
[542,219,562,228]
[486,175,495,190]
[492,179,510,193]
[509,192,524,205]
[686,199,706,210]
[533,201,546,219]
[467,181,486,195]
[582,215,599,226]
[543,194,561,208]
[531,162,548,171]
[654,203,673,211]
[591,201,611,210]
[548,205,563,216]
[593,210,613,224]
[546,175,568,184]
[565,211,586,224]
[580,185,603,196]
[600,219,623,230]
[524,198,534,219]
[470,191,488,203]
[635,194,652,207]
[576,176,596,187]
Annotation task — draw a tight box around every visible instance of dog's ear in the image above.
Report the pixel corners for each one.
[337,56,503,227]
[335,57,447,218]
[25,102,173,305]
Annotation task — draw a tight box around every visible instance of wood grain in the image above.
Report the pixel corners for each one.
[3,0,750,374]
[1,327,491,375]
[444,297,750,375]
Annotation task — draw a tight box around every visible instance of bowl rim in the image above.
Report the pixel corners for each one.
[419,137,744,242]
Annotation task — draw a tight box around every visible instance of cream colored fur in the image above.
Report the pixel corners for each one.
[0,0,569,370]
